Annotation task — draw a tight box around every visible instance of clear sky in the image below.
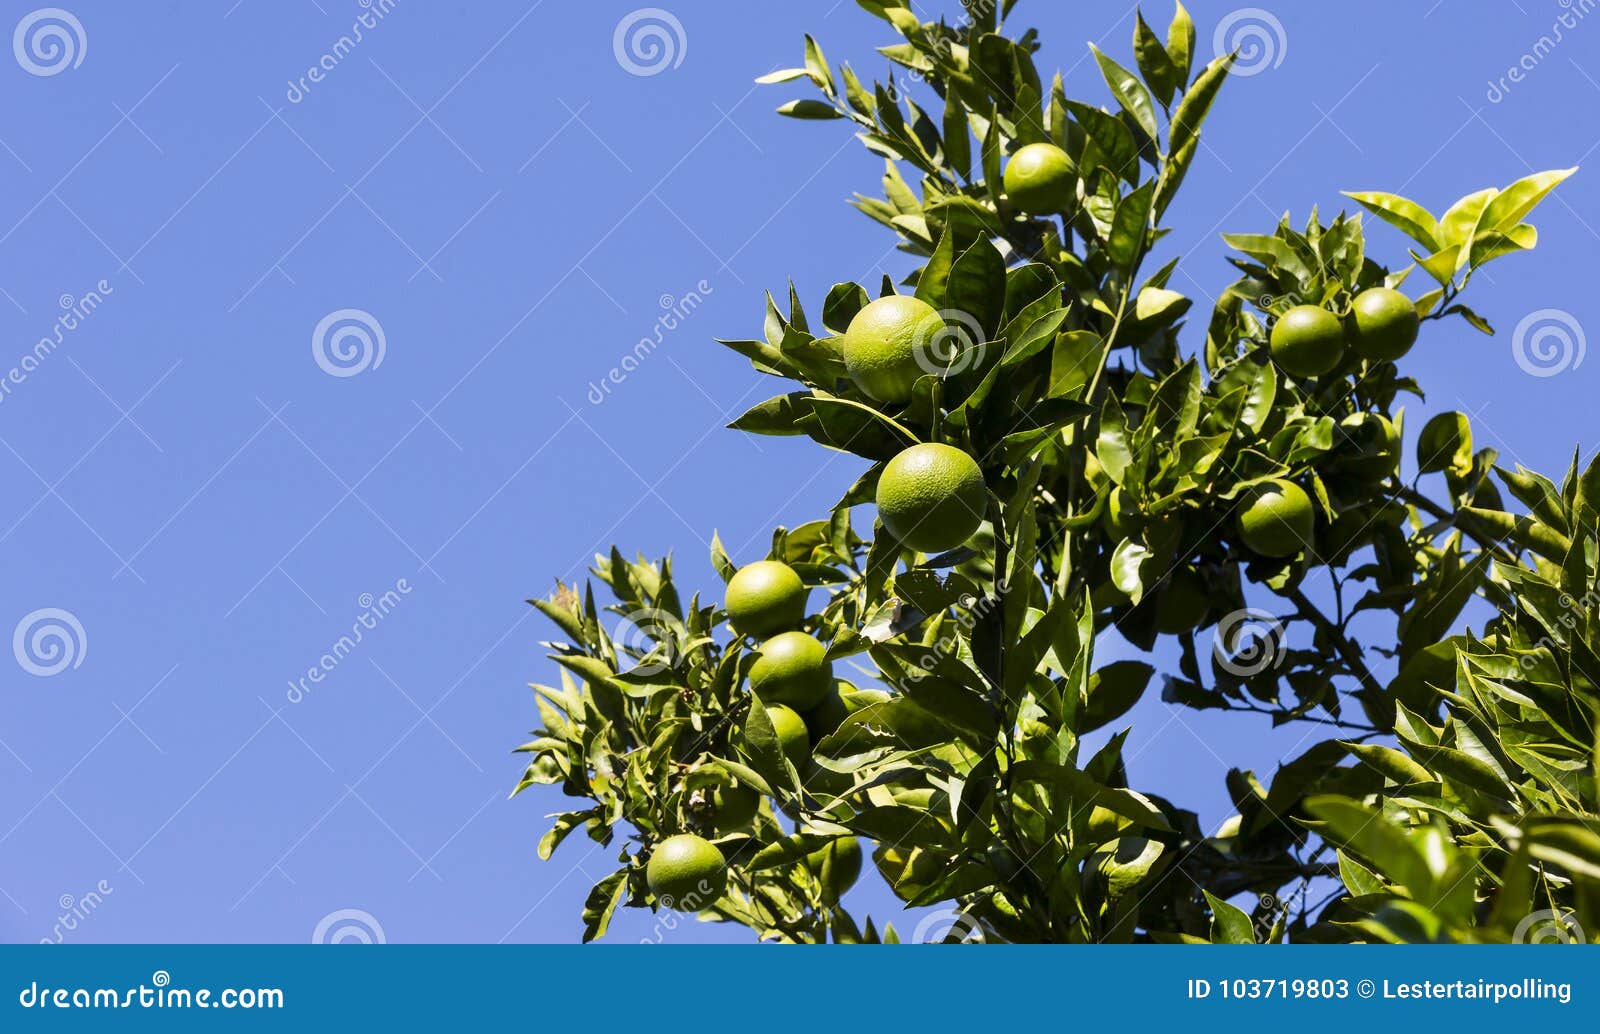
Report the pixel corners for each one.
[0,0,1594,944]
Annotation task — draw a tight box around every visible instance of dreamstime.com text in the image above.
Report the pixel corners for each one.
[17,971,284,1010]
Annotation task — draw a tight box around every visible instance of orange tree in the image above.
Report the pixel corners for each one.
[513,2,1595,943]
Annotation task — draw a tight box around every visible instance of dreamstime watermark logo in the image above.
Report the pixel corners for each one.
[13,8,85,77]
[285,0,399,103]
[912,908,986,943]
[1511,308,1585,377]
[640,878,721,942]
[1513,908,1585,944]
[312,908,386,944]
[912,309,988,378]
[1212,8,1286,77]
[13,608,86,677]
[613,8,686,77]
[1255,290,1307,320]
[285,578,412,702]
[1486,0,1595,103]
[0,279,115,406]
[613,609,684,677]
[1212,608,1285,677]
[39,880,113,944]
[312,308,386,377]
[586,279,713,404]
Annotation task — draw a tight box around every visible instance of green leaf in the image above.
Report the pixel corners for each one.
[1203,890,1256,944]
[802,34,835,94]
[1439,188,1496,252]
[1110,538,1153,604]
[539,809,597,860]
[1415,411,1472,476]
[1109,180,1155,272]
[1480,167,1575,231]
[729,393,811,435]
[1082,661,1155,733]
[1342,741,1434,787]
[1440,304,1493,336]
[776,99,844,120]
[1064,99,1140,184]
[1166,1,1196,85]
[1337,850,1386,898]
[1167,53,1230,165]
[1133,13,1180,107]
[1090,44,1159,144]
[814,698,952,756]
[1305,796,1431,892]
[1343,191,1441,251]
[947,238,1007,337]
[1412,245,1461,286]
[943,93,970,179]
[1468,223,1536,268]
[741,693,793,788]
[705,537,736,592]
[581,869,628,943]
[755,68,810,85]
[822,282,869,334]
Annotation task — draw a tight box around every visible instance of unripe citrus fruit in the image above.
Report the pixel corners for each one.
[841,295,945,404]
[800,681,850,741]
[1416,411,1469,475]
[724,560,807,638]
[749,631,832,710]
[1335,412,1400,481]
[1002,142,1077,213]
[1269,305,1345,378]
[1237,479,1315,558]
[744,702,811,774]
[876,443,987,552]
[806,836,863,901]
[1348,287,1418,362]
[646,833,727,909]
[1154,565,1210,634]
[711,786,760,830]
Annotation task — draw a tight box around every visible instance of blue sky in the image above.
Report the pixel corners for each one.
[0,0,1594,944]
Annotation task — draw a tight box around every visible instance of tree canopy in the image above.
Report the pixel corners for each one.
[513,1,1591,945]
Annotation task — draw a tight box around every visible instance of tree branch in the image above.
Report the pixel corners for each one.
[1280,582,1387,715]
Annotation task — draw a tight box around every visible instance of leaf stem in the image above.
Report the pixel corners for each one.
[816,394,922,446]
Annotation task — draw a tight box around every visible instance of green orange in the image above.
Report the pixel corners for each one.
[1348,287,1419,362]
[1336,412,1400,481]
[724,560,807,638]
[841,295,945,404]
[744,702,811,774]
[646,833,727,909]
[749,631,832,710]
[1269,305,1345,378]
[1416,411,1469,475]
[1237,480,1315,558]
[1002,142,1077,213]
[800,681,850,741]
[876,443,988,553]
[710,786,760,830]
[806,836,863,901]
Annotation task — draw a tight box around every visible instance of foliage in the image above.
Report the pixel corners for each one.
[512,1,1590,944]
